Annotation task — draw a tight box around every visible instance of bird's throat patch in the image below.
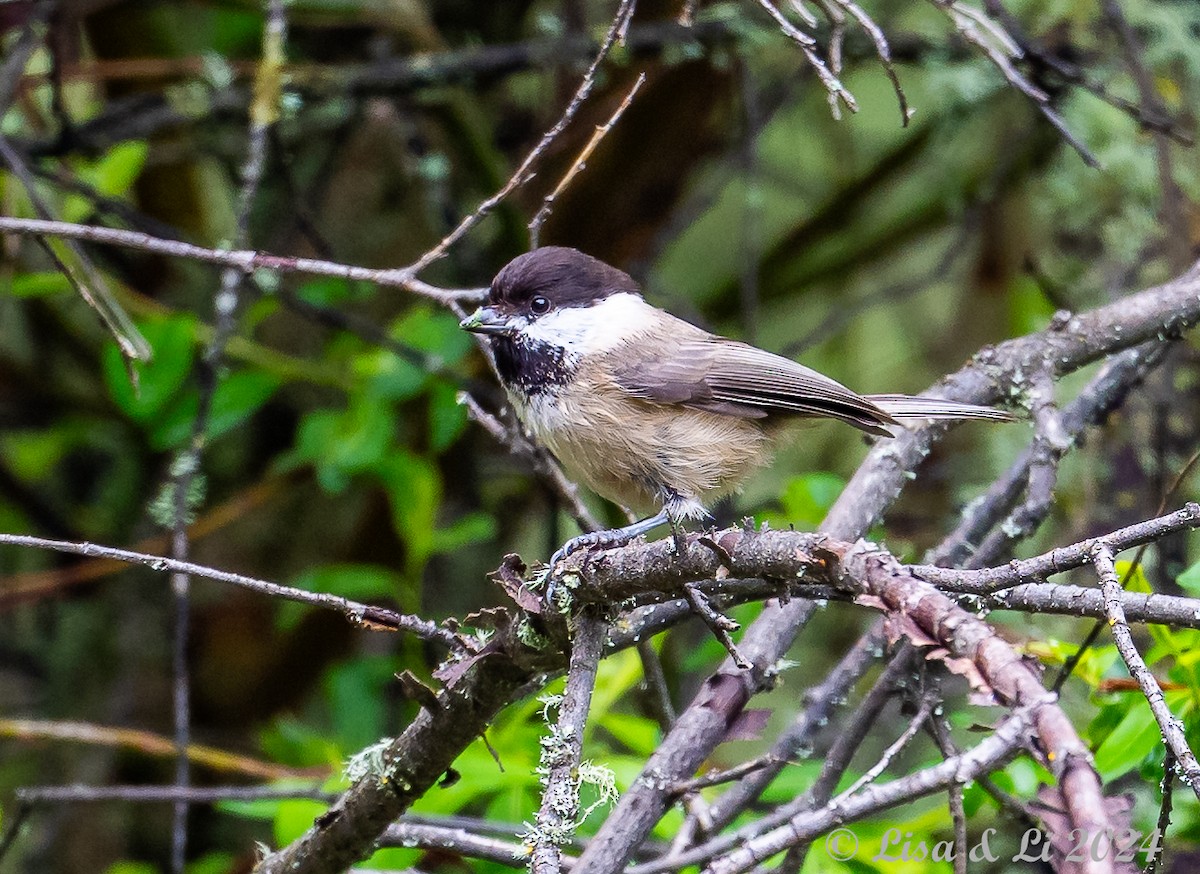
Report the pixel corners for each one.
[491,337,572,394]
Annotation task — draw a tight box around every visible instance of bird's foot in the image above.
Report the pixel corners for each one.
[539,530,630,613]
[548,527,636,570]
[543,511,673,609]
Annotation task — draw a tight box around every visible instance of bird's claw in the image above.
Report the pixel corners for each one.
[541,529,634,610]
[549,529,628,570]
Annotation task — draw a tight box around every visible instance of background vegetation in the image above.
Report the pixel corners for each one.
[1,0,1199,871]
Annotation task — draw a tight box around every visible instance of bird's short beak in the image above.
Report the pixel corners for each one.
[459,306,513,336]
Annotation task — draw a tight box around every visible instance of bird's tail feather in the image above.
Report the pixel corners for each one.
[865,394,1015,422]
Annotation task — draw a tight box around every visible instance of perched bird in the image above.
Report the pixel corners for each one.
[461,247,1011,565]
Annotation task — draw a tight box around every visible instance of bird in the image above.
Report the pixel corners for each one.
[461,246,1012,567]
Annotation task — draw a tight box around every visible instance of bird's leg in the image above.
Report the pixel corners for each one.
[549,508,671,569]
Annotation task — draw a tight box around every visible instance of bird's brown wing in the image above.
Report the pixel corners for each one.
[612,335,896,436]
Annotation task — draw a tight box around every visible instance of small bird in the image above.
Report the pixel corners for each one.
[461,247,1011,566]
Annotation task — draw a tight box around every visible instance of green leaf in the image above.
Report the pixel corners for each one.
[273,799,329,846]
[1093,705,1162,780]
[1024,639,1118,687]
[144,370,280,450]
[390,305,474,366]
[102,316,197,423]
[9,272,72,298]
[431,511,496,554]
[380,451,441,572]
[356,348,428,401]
[296,278,356,307]
[186,852,237,874]
[598,712,660,756]
[93,141,149,197]
[103,863,158,874]
[218,782,305,821]
[207,371,282,437]
[290,400,395,491]
[1115,560,1152,594]
[428,380,468,451]
[1006,274,1057,337]
[259,717,345,769]
[64,142,149,222]
[360,848,421,871]
[323,656,397,750]
[775,472,846,530]
[146,393,201,451]
[1178,561,1200,596]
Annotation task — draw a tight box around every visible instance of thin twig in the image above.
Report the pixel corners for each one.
[1050,447,1200,692]
[529,73,647,246]
[705,706,1038,874]
[911,503,1200,593]
[165,3,288,866]
[0,802,31,864]
[752,0,857,115]
[700,626,884,837]
[668,758,778,795]
[385,820,567,870]
[636,638,676,729]
[979,0,1192,145]
[406,0,638,275]
[931,342,1166,568]
[926,707,971,874]
[1145,749,1175,874]
[0,474,287,609]
[1100,0,1190,269]
[632,642,913,874]
[0,719,320,780]
[0,533,460,646]
[932,0,1098,167]
[768,645,918,872]
[825,0,910,124]
[970,366,1069,562]
[684,582,751,670]
[0,216,484,303]
[981,580,1200,630]
[1094,545,1200,800]
[0,0,54,116]
[15,785,333,804]
[843,696,934,796]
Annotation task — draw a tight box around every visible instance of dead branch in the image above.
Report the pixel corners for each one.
[1094,545,1200,800]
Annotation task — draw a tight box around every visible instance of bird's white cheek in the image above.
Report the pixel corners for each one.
[522,293,649,356]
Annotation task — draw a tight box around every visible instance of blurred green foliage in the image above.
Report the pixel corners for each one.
[2,0,1200,872]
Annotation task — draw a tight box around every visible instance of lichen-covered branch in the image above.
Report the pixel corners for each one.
[528,610,609,874]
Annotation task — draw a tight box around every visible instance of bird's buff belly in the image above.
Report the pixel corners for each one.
[512,389,773,517]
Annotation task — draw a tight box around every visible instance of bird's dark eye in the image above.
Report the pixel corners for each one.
[530,295,551,315]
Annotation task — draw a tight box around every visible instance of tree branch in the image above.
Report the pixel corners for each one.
[1094,545,1200,800]
[529,610,608,874]
[913,503,1200,593]
[0,216,484,304]
[568,257,1200,873]
[706,705,1038,873]
[0,533,459,647]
